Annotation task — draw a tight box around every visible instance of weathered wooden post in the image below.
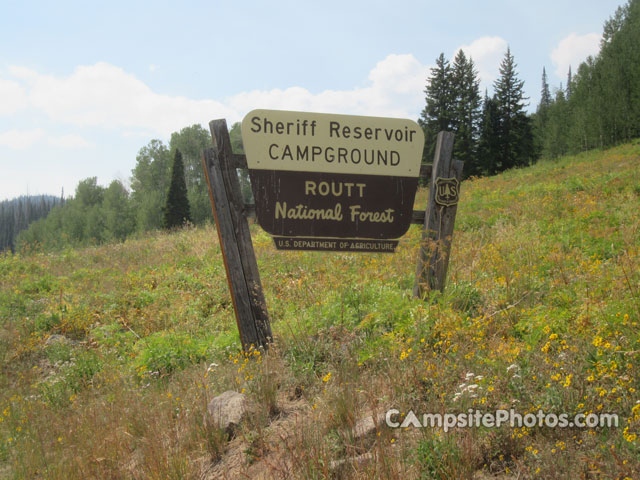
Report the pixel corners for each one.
[413,131,464,297]
[201,119,272,351]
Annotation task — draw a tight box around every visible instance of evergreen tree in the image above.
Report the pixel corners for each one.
[419,53,454,162]
[450,50,482,176]
[163,149,191,229]
[1,195,61,252]
[168,125,212,225]
[493,47,534,170]
[477,92,501,175]
[538,67,552,122]
[532,67,553,158]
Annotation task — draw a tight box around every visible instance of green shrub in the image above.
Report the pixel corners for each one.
[133,331,208,377]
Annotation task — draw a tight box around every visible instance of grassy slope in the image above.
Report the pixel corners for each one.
[0,142,639,479]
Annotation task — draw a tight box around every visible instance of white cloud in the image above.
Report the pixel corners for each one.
[0,128,45,149]
[13,62,235,136]
[6,55,432,140]
[0,77,27,114]
[48,134,93,149]
[227,54,430,120]
[551,33,601,77]
[454,36,508,90]
[7,65,39,82]
[368,54,430,96]
[0,128,92,150]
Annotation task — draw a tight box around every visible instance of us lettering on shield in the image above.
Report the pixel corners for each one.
[434,177,459,207]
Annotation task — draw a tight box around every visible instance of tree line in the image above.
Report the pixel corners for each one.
[0,195,62,252]
[7,0,638,253]
[11,124,250,252]
[421,0,639,176]
[536,0,640,157]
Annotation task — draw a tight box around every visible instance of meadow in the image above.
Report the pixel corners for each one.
[0,142,638,479]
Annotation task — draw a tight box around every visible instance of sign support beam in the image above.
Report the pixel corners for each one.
[413,131,464,296]
[201,119,272,351]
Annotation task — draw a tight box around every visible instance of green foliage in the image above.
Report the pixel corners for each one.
[477,93,501,175]
[536,0,640,156]
[131,139,172,231]
[168,124,212,224]
[1,142,639,478]
[163,149,192,229]
[39,349,103,406]
[16,123,214,251]
[90,322,137,353]
[450,50,482,176]
[16,179,136,251]
[0,195,61,253]
[420,53,454,162]
[446,281,484,318]
[420,48,532,177]
[413,435,463,479]
[103,180,135,241]
[134,331,208,377]
[317,281,416,334]
[491,47,535,171]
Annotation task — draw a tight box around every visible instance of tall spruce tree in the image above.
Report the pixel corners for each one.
[163,149,191,229]
[477,91,501,175]
[450,50,482,176]
[493,47,534,170]
[538,67,552,122]
[532,67,553,158]
[419,53,454,162]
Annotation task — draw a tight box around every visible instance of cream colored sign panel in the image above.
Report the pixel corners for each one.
[241,109,424,177]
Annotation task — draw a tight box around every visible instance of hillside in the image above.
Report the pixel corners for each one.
[0,142,639,479]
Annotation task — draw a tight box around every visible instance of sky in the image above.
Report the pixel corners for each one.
[0,0,625,201]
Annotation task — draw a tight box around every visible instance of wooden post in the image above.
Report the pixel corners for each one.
[413,131,464,297]
[201,119,272,351]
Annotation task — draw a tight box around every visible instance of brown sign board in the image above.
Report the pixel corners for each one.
[241,109,424,252]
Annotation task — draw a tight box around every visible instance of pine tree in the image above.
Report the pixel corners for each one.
[450,50,482,176]
[163,149,191,229]
[477,91,501,175]
[532,67,553,158]
[419,53,454,162]
[538,67,552,123]
[566,66,573,100]
[493,47,533,170]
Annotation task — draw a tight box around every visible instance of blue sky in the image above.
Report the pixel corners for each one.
[0,0,625,200]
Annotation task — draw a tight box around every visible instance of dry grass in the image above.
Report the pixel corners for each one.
[1,141,639,478]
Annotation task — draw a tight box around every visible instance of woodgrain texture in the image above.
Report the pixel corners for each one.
[413,131,463,296]
[202,120,272,351]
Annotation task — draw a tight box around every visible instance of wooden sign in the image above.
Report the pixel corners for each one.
[202,117,463,352]
[241,109,424,252]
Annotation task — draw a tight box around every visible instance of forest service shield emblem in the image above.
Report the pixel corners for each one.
[434,177,459,207]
